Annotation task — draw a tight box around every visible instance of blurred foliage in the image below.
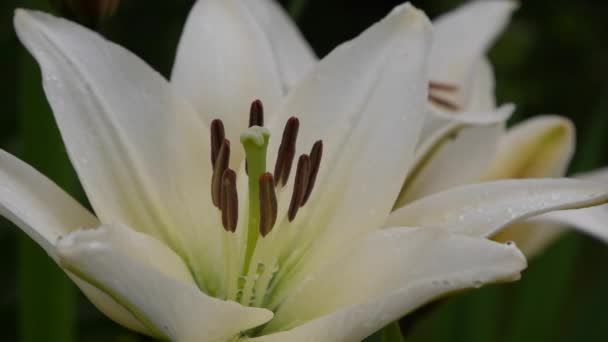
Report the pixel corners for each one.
[0,0,607,341]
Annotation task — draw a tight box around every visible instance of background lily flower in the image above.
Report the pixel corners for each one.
[1,0,607,341]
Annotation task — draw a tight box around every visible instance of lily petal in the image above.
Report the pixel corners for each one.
[502,168,608,256]
[241,0,317,91]
[171,0,283,153]
[0,149,151,335]
[58,224,273,341]
[482,116,575,180]
[14,9,227,287]
[467,58,497,111]
[266,3,432,297]
[386,179,608,238]
[430,0,516,97]
[395,104,513,207]
[253,227,525,341]
[0,149,97,258]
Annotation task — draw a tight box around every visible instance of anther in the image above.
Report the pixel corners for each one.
[249,100,264,127]
[258,172,278,237]
[428,94,461,111]
[221,169,238,232]
[429,81,459,92]
[274,117,299,187]
[302,141,323,205]
[212,140,230,208]
[210,119,225,167]
[288,154,310,221]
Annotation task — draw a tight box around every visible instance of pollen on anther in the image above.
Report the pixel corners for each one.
[210,119,225,167]
[288,154,310,221]
[249,100,264,127]
[302,140,323,205]
[274,117,300,187]
[259,172,278,237]
[221,169,238,232]
[212,140,230,208]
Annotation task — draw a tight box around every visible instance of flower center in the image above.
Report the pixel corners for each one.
[208,100,323,307]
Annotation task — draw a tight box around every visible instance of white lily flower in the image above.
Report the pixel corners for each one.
[3,1,607,341]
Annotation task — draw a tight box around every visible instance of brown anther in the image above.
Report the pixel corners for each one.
[288,154,310,221]
[220,169,238,232]
[302,141,323,205]
[259,172,278,237]
[429,81,459,92]
[212,140,230,208]
[428,94,461,111]
[210,119,225,167]
[249,100,264,127]
[274,117,300,187]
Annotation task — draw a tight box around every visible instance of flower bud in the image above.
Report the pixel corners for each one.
[50,0,120,28]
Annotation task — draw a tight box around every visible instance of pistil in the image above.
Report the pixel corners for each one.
[241,127,271,274]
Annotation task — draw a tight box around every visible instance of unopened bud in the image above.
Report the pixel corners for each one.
[50,0,120,28]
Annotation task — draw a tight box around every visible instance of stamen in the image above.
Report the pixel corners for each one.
[221,169,238,232]
[212,140,230,208]
[210,119,225,167]
[249,99,264,127]
[288,154,310,221]
[428,94,461,111]
[429,81,459,92]
[274,117,299,187]
[302,141,323,206]
[258,172,278,237]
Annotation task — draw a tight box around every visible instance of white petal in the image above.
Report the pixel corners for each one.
[527,205,608,245]
[511,167,608,254]
[264,4,432,300]
[395,106,512,207]
[171,0,283,153]
[482,116,575,180]
[577,167,608,183]
[0,150,152,335]
[271,2,431,241]
[252,227,525,341]
[430,0,516,87]
[467,58,497,111]
[57,224,273,341]
[14,9,226,287]
[0,150,97,258]
[387,179,608,238]
[241,0,317,91]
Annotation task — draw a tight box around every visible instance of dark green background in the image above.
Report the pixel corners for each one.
[0,0,607,341]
